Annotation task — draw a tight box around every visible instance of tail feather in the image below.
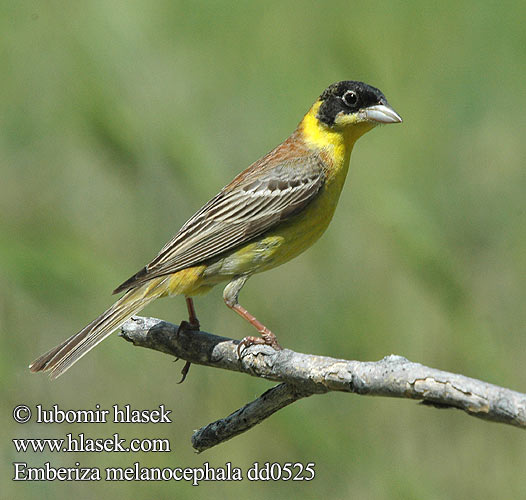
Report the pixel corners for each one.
[29,277,168,379]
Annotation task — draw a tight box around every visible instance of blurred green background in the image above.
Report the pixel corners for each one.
[2,0,525,498]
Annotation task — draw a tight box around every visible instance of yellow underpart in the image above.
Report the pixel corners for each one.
[195,102,376,288]
[162,265,211,297]
[162,101,377,297]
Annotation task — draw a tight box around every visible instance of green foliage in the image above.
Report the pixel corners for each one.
[2,1,525,498]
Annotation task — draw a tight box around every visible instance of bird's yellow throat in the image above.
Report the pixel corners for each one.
[300,100,375,168]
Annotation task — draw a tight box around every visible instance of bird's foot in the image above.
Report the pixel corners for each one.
[177,360,192,384]
[175,319,200,383]
[237,330,282,358]
[175,319,200,338]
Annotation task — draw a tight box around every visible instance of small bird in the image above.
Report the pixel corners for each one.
[30,80,402,379]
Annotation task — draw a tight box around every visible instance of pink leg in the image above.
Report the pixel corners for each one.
[176,297,200,383]
[185,297,200,329]
[223,276,282,357]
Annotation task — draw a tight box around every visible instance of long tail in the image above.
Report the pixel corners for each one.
[29,277,168,379]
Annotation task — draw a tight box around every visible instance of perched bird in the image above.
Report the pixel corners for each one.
[30,80,402,379]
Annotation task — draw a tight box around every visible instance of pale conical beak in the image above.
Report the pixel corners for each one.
[363,104,403,124]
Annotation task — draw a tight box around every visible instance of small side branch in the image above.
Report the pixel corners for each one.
[120,316,526,451]
[191,383,311,452]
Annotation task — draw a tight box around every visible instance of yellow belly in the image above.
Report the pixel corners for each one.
[162,164,350,298]
[163,100,367,297]
[200,156,351,286]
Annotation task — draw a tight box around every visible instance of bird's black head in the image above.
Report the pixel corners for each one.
[317,81,402,128]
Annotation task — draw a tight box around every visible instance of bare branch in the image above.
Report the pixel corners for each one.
[191,383,311,452]
[120,316,526,451]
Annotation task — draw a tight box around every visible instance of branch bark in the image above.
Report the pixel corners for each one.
[120,316,526,452]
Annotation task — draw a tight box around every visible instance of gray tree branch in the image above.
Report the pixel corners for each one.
[120,316,526,452]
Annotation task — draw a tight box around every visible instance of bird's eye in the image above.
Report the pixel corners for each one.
[342,90,358,107]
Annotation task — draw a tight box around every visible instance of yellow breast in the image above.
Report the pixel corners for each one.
[199,101,363,282]
[174,100,373,295]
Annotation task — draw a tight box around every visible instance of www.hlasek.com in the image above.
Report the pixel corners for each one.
[13,433,170,453]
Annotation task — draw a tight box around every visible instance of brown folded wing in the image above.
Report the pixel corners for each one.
[114,152,326,293]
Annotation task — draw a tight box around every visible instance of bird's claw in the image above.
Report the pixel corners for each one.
[236,332,282,359]
[176,319,200,338]
[175,319,200,383]
[177,360,192,384]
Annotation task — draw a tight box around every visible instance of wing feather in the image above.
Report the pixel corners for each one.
[114,153,326,293]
